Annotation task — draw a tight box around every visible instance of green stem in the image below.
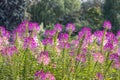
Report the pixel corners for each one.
[68,31,72,42]
[104,60,113,77]
[101,29,107,53]
[92,61,98,73]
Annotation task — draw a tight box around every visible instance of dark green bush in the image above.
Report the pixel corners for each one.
[0,0,30,31]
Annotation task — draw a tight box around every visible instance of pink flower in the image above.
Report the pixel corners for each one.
[45,30,56,38]
[103,20,112,30]
[42,38,53,46]
[35,70,46,80]
[109,53,119,63]
[78,27,91,40]
[58,33,69,42]
[104,42,113,51]
[35,70,55,80]
[117,30,120,39]
[28,22,40,33]
[54,23,62,32]
[0,46,18,56]
[37,51,50,65]
[93,53,105,64]
[112,62,120,70]
[23,37,38,50]
[66,23,75,32]
[58,42,70,49]
[96,72,104,80]
[76,53,86,63]
[45,72,56,80]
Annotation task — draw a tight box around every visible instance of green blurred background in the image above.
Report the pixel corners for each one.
[0,0,120,33]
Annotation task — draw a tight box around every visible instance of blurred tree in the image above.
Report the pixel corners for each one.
[78,0,104,31]
[0,0,30,31]
[103,0,120,32]
[28,0,81,27]
[86,7,103,30]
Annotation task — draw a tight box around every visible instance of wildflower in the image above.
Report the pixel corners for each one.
[109,53,119,63]
[37,51,50,65]
[35,70,46,80]
[104,42,113,51]
[54,23,62,32]
[70,40,79,50]
[112,62,120,70]
[78,27,91,40]
[55,46,61,56]
[0,26,10,38]
[103,20,112,30]
[116,30,120,39]
[45,30,56,38]
[23,37,38,50]
[76,53,86,63]
[42,38,53,46]
[35,70,55,80]
[58,41,70,49]
[58,33,69,42]
[93,53,105,64]
[96,72,104,80]
[117,48,120,56]
[28,22,40,33]
[66,23,75,32]
[0,46,18,56]
[45,72,56,80]
[93,30,104,43]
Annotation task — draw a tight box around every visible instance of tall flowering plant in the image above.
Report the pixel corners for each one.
[0,20,120,80]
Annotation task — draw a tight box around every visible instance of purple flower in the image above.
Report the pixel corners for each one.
[42,38,53,46]
[58,42,70,49]
[96,73,104,80]
[112,62,120,70]
[66,23,75,32]
[45,30,56,38]
[37,51,50,65]
[0,26,6,36]
[117,48,120,56]
[78,27,91,40]
[0,46,18,56]
[70,40,79,50]
[54,23,62,32]
[13,21,40,39]
[28,22,40,33]
[93,30,104,43]
[0,26,10,38]
[104,42,113,51]
[93,53,105,64]
[76,53,86,63]
[106,32,115,39]
[23,37,38,50]
[106,32,116,43]
[116,30,120,39]
[35,70,46,80]
[109,53,119,63]
[45,72,56,80]
[17,20,29,33]
[103,20,112,29]
[58,33,69,42]
[35,70,55,80]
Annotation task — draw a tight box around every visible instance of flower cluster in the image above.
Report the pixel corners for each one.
[35,70,55,80]
[1,20,120,80]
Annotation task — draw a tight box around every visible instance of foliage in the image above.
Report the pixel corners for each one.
[0,0,30,31]
[28,0,81,27]
[85,7,103,30]
[103,0,120,33]
[79,0,105,31]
